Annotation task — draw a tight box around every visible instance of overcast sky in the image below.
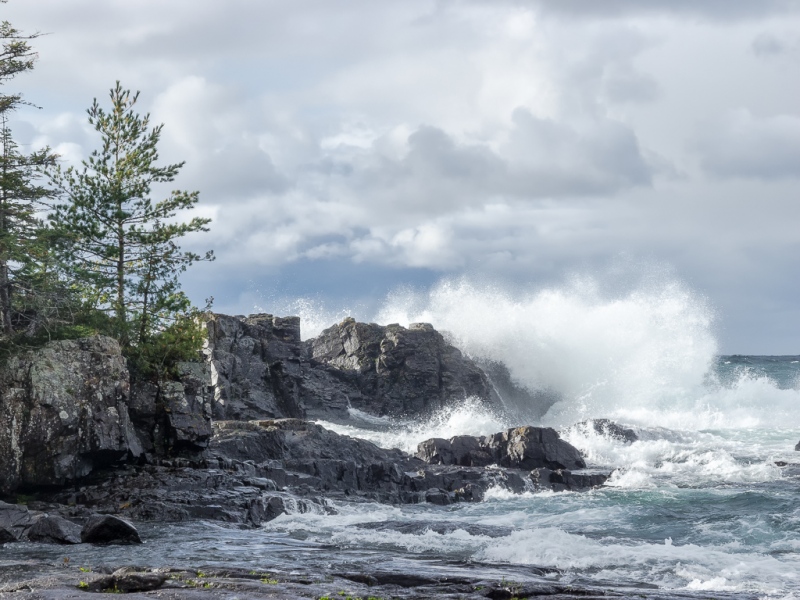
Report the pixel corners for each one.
[5,0,800,353]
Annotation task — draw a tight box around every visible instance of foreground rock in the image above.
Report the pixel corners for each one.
[0,562,752,600]
[0,501,34,542]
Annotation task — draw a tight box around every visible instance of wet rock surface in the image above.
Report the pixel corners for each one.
[417,426,587,471]
[573,419,639,444]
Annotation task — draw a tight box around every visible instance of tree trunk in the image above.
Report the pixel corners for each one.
[0,260,12,336]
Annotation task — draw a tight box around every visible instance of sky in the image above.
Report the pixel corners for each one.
[3,0,800,354]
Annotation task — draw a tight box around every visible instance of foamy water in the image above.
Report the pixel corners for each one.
[304,274,800,597]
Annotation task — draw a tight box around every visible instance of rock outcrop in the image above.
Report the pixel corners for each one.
[203,313,504,423]
[0,313,599,517]
[0,337,142,495]
[204,313,307,421]
[309,318,500,418]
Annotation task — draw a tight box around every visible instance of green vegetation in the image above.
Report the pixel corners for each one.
[0,4,213,378]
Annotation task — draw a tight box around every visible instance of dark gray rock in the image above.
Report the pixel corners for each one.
[204,313,307,421]
[203,313,505,424]
[27,515,82,544]
[86,568,167,593]
[310,318,501,418]
[417,426,586,471]
[530,468,608,492]
[795,440,799,451]
[574,419,639,444]
[0,337,142,494]
[425,488,453,505]
[81,514,142,544]
[0,501,35,542]
[492,426,586,470]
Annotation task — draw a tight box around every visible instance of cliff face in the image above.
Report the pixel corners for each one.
[0,313,505,495]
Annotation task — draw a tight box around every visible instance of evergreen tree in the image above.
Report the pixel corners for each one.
[49,82,213,359]
[0,4,58,338]
[0,118,56,335]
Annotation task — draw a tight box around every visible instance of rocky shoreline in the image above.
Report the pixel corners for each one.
[0,313,653,598]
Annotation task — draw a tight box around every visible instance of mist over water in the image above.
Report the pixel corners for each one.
[341,274,796,435]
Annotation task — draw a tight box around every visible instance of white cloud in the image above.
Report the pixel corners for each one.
[4,0,800,350]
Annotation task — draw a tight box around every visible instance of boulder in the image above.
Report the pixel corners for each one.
[0,501,34,542]
[795,440,799,451]
[417,426,586,471]
[309,318,501,418]
[27,515,82,544]
[81,514,141,544]
[491,426,586,470]
[0,337,142,494]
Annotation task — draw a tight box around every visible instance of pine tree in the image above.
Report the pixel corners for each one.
[0,5,58,338]
[0,117,56,335]
[49,83,213,359]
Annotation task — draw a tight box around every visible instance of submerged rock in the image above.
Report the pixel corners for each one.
[573,419,639,444]
[531,468,608,491]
